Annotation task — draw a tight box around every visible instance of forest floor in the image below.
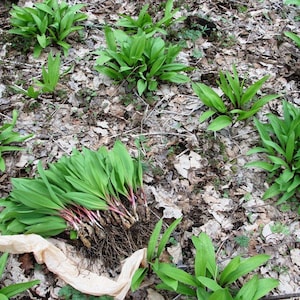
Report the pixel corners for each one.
[0,0,300,299]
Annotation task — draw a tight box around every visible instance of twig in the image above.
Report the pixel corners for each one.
[262,293,300,300]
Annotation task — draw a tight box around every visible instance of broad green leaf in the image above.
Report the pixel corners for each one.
[38,161,65,208]
[197,287,211,299]
[234,275,258,300]
[251,94,280,111]
[59,26,83,42]
[245,161,274,172]
[0,253,9,278]
[0,293,8,300]
[253,277,278,300]
[192,83,226,113]
[241,75,269,106]
[199,110,216,123]
[276,189,295,204]
[197,276,222,291]
[7,219,26,233]
[137,79,147,96]
[285,132,295,163]
[246,147,270,155]
[0,157,5,172]
[149,38,165,60]
[0,280,40,298]
[284,0,300,4]
[25,219,67,236]
[131,268,148,292]
[35,3,55,16]
[94,66,123,80]
[219,256,241,285]
[159,72,189,83]
[233,108,260,121]
[37,34,47,48]
[218,71,235,106]
[263,182,281,200]
[147,219,162,261]
[10,189,61,211]
[284,31,300,47]
[208,288,233,300]
[157,217,182,258]
[155,262,199,287]
[0,146,25,152]
[222,254,270,285]
[267,155,288,168]
[207,115,232,131]
[129,34,146,63]
[149,56,166,77]
[148,79,158,91]
[65,176,104,198]
[263,140,286,157]
[156,275,178,292]
[64,192,108,210]
[253,118,272,146]
[286,175,300,193]
[156,281,196,296]
[104,26,116,51]
[193,233,217,279]
[159,63,189,72]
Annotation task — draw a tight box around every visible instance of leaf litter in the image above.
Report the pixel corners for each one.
[0,0,299,299]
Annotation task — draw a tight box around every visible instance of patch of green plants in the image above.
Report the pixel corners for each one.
[58,285,113,300]
[246,101,300,208]
[132,219,278,299]
[94,27,190,96]
[12,52,61,98]
[36,52,61,93]
[116,0,184,37]
[192,65,279,131]
[0,252,40,299]
[284,0,300,47]
[9,0,87,57]
[0,110,33,172]
[0,141,145,237]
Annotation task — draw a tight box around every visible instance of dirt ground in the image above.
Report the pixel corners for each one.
[0,0,299,299]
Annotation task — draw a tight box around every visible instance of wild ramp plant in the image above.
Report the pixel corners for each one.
[246,101,300,210]
[192,65,279,131]
[13,51,61,98]
[0,141,146,240]
[132,219,278,300]
[94,27,191,96]
[116,0,185,37]
[9,0,87,57]
[0,110,33,172]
